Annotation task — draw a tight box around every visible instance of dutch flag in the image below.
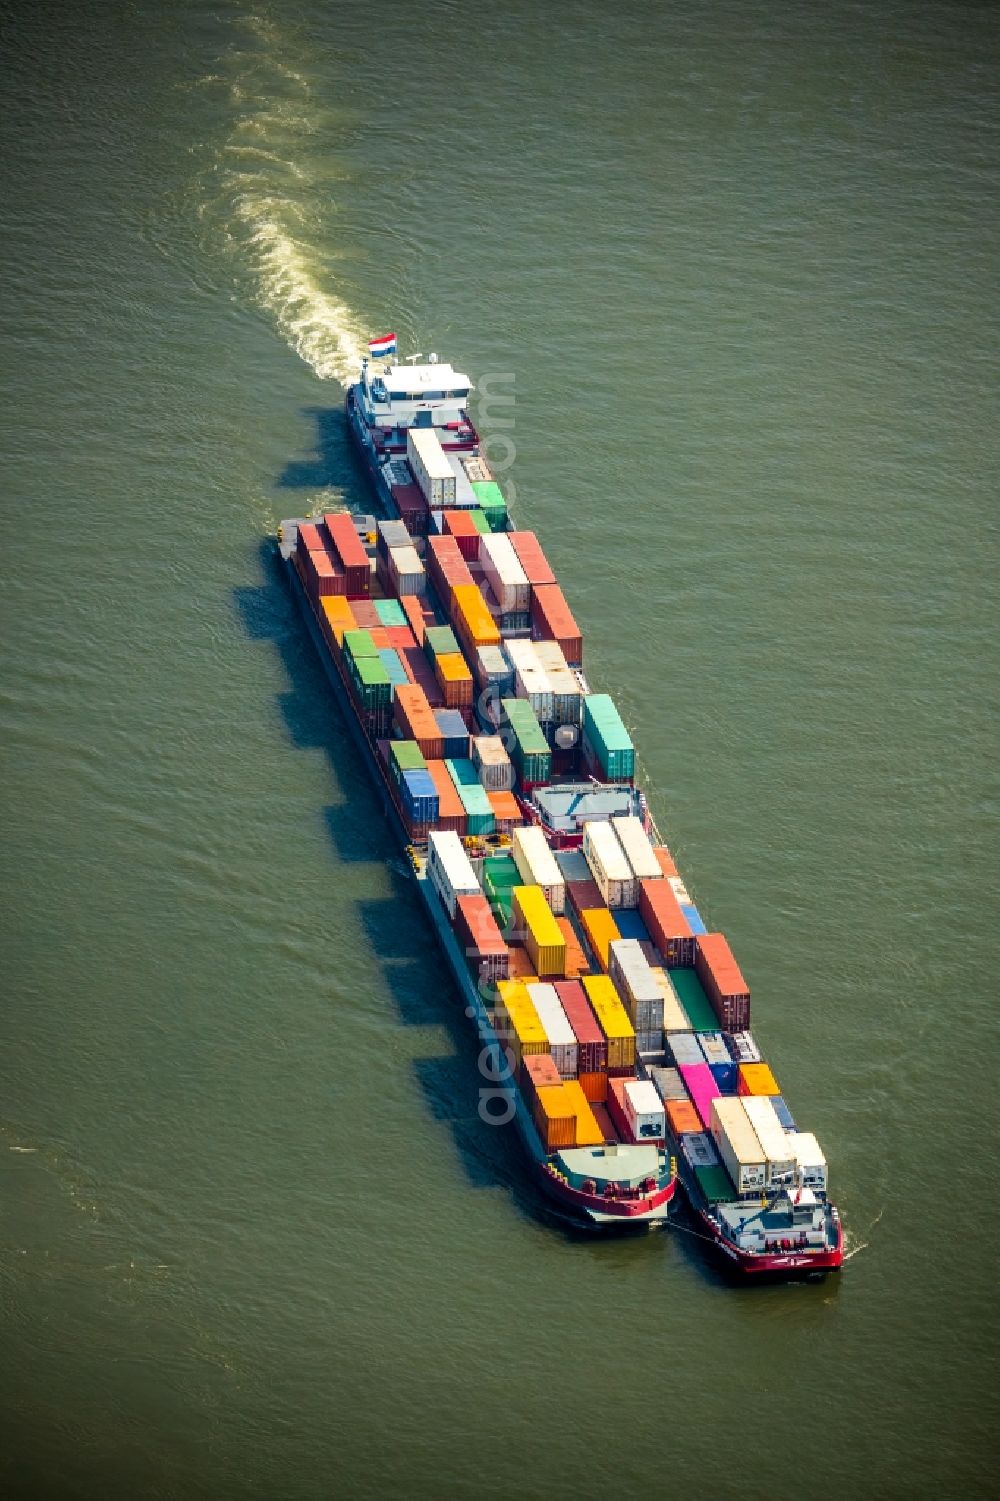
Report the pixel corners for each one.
[368,332,397,358]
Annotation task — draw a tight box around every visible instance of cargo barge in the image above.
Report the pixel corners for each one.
[276,343,842,1269]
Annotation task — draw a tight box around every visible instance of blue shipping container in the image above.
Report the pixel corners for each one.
[379,648,410,696]
[771,1095,797,1131]
[613,908,651,943]
[434,708,470,760]
[399,768,439,824]
[681,902,708,936]
[709,1061,738,1094]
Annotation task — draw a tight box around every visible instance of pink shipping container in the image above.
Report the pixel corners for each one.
[302,548,346,599]
[553,979,607,1073]
[639,878,695,966]
[323,513,370,597]
[678,1062,721,1131]
[507,530,557,587]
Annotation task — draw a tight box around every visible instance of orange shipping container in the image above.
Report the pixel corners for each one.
[737,1062,780,1096]
[506,945,537,982]
[434,651,474,709]
[442,509,481,561]
[653,845,679,879]
[577,1070,608,1103]
[695,932,751,1032]
[424,760,468,828]
[393,683,445,760]
[534,1085,577,1151]
[580,907,621,970]
[556,916,590,979]
[639,878,694,966]
[666,1098,702,1135]
[530,582,583,665]
[319,596,356,651]
[399,594,427,647]
[561,1080,605,1147]
[488,789,522,833]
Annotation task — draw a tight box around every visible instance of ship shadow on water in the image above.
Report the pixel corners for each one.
[277,405,367,494]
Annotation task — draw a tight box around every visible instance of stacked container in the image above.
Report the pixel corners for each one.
[678,1063,721,1130]
[555,918,589,979]
[582,695,634,780]
[611,816,662,882]
[424,759,467,836]
[505,639,555,723]
[511,825,566,914]
[526,983,578,1077]
[579,906,620,969]
[442,509,480,561]
[427,829,480,919]
[531,640,583,726]
[399,768,438,828]
[583,820,637,908]
[507,530,556,587]
[530,582,583,666]
[648,966,692,1034]
[474,645,514,699]
[608,939,664,1053]
[648,1065,687,1103]
[386,544,426,598]
[479,533,530,615]
[581,975,636,1074]
[737,1062,780,1096]
[639,879,695,966]
[698,1032,738,1094]
[487,789,521,834]
[532,1080,603,1152]
[727,1031,762,1066]
[453,893,509,985]
[695,933,751,1032]
[554,980,607,1092]
[740,1096,796,1186]
[786,1132,829,1191]
[394,683,445,759]
[434,651,474,709]
[451,584,501,656]
[300,541,345,599]
[500,698,552,787]
[426,534,474,611]
[432,709,469,760]
[407,427,456,506]
[472,735,515,791]
[710,1097,767,1196]
[323,512,371,598]
[511,886,566,978]
[607,1078,666,1143]
[446,758,495,836]
[319,596,356,652]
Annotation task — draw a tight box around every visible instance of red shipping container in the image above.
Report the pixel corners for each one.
[695,933,751,1032]
[426,534,474,610]
[606,1077,641,1144]
[554,980,607,1073]
[398,646,444,708]
[568,878,604,915]
[507,531,556,587]
[351,599,381,630]
[454,893,509,983]
[296,521,328,563]
[442,510,481,561]
[530,582,583,666]
[653,845,679,879]
[386,625,417,652]
[323,512,371,597]
[399,594,428,647]
[392,482,429,536]
[302,548,346,598]
[639,878,695,967]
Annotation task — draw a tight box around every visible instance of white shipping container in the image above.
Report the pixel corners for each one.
[623,1079,666,1141]
[427,830,480,919]
[727,1031,762,1065]
[472,735,515,791]
[582,819,638,908]
[407,427,456,506]
[668,875,693,906]
[697,1032,732,1068]
[740,1096,796,1185]
[608,940,663,1033]
[505,638,555,722]
[710,1096,767,1195]
[681,1132,720,1170]
[479,533,530,614]
[388,544,427,597]
[531,641,583,725]
[475,644,513,693]
[526,982,578,1078]
[511,825,566,914]
[611,815,662,882]
[648,967,692,1034]
[786,1131,829,1191]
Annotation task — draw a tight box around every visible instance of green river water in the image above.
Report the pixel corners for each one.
[2,2,997,1496]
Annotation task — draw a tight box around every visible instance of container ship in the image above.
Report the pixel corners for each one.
[276,341,843,1272]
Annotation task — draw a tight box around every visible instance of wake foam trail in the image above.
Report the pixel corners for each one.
[201,8,366,387]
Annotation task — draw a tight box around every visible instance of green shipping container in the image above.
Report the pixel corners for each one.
[469,509,490,535]
[344,628,378,661]
[485,854,519,927]
[470,481,508,532]
[582,693,635,780]
[390,739,426,778]
[445,757,480,789]
[500,697,552,784]
[456,780,495,836]
[351,654,391,710]
[694,1163,737,1204]
[425,624,461,662]
[374,598,407,627]
[668,969,719,1032]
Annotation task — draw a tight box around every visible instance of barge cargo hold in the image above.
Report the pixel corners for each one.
[275,346,842,1270]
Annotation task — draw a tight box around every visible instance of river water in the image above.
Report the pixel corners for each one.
[2,2,996,1496]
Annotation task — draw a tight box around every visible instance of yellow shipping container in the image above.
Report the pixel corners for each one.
[582,975,637,1073]
[496,979,549,1066]
[451,584,501,647]
[319,595,357,648]
[436,652,472,683]
[512,885,566,978]
[560,1079,605,1147]
[738,1062,780,1097]
[580,907,621,970]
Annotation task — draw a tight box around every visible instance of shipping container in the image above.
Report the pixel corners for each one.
[737,1062,780,1097]
[555,917,589,979]
[505,945,537,982]
[678,1062,722,1131]
[407,427,456,506]
[639,879,695,966]
[710,1096,767,1196]
[771,1096,797,1131]
[555,848,592,885]
[507,530,556,587]
[472,735,515,791]
[582,694,634,779]
[666,1098,702,1136]
[726,1031,762,1066]
[454,892,509,985]
[530,640,583,727]
[432,708,470,760]
[399,593,428,647]
[470,478,508,530]
[610,816,661,885]
[511,825,566,914]
[495,979,548,1068]
[319,595,356,651]
[389,738,426,782]
[680,902,708,936]
[530,582,583,666]
[647,966,692,1034]
[399,768,439,825]
[474,644,514,698]
[695,932,751,1032]
[348,654,392,712]
[583,819,637,908]
[668,969,719,1031]
[442,508,481,561]
[511,885,566,978]
[374,597,408,628]
[786,1131,829,1191]
[426,534,474,611]
[487,789,522,834]
[500,697,552,785]
[553,979,606,1072]
[532,1085,577,1151]
[519,1052,562,1125]
[608,1077,665,1143]
[652,845,679,879]
[479,532,530,615]
[302,547,346,599]
[577,1070,608,1103]
[647,1065,688,1103]
[323,512,371,597]
[525,983,578,1077]
[378,647,410,697]
[581,975,636,1072]
[386,544,426,598]
[451,584,501,651]
[434,651,474,709]
[695,1163,738,1204]
[505,637,556,723]
[427,829,480,919]
[667,1032,704,1068]
[681,1131,721,1171]
[740,1096,796,1185]
[579,907,621,970]
[393,682,445,759]
[424,759,468,834]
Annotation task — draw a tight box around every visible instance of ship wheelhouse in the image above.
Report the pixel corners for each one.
[356,354,477,455]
